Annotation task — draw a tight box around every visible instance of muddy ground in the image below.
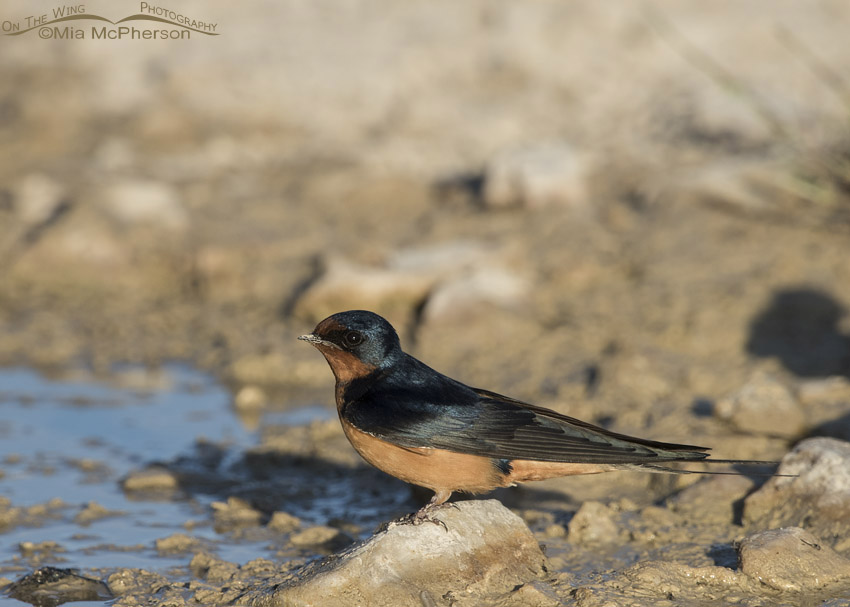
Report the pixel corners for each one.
[2,1,850,605]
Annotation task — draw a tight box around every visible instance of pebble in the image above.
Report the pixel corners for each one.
[738,527,850,591]
[714,371,807,438]
[289,525,352,552]
[268,511,302,533]
[211,497,263,531]
[233,385,268,412]
[744,437,850,544]
[567,501,620,545]
[483,142,593,210]
[99,179,187,231]
[121,466,179,492]
[155,533,201,554]
[12,174,66,226]
[74,502,123,525]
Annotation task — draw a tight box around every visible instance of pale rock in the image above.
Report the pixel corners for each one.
[13,173,66,226]
[234,385,268,412]
[483,142,593,209]
[121,466,179,492]
[289,525,352,552]
[714,371,807,438]
[744,438,850,543]
[99,179,187,231]
[250,500,549,607]
[211,497,263,531]
[268,511,302,533]
[738,527,850,591]
[567,501,620,545]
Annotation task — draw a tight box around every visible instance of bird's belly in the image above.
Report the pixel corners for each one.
[340,419,503,494]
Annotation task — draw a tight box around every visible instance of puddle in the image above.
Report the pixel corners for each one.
[0,365,336,583]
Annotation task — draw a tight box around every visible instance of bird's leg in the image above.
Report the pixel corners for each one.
[392,490,454,531]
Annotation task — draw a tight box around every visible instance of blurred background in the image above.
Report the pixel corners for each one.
[2,0,849,415]
[1,0,850,598]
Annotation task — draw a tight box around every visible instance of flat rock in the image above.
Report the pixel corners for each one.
[738,527,850,591]
[567,501,621,545]
[98,179,187,231]
[482,142,593,210]
[248,500,549,607]
[714,371,807,438]
[744,437,850,547]
[121,465,179,493]
[294,241,527,326]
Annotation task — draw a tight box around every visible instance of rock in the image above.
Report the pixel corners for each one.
[12,174,66,226]
[567,501,620,545]
[482,142,593,210]
[294,241,528,326]
[190,553,240,583]
[107,569,170,596]
[74,502,123,525]
[155,533,201,554]
[234,385,268,412]
[289,526,353,553]
[738,527,850,591]
[617,561,755,599]
[249,500,549,607]
[268,511,301,533]
[667,474,756,523]
[18,541,64,557]
[121,466,179,492]
[422,266,529,322]
[714,371,807,438]
[293,257,435,327]
[211,497,263,531]
[99,179,187,231]
[6,567,112,606]
[744,438,850,545]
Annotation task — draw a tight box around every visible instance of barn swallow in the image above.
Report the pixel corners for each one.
[299,310,778,520]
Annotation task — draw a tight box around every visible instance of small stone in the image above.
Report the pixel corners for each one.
[714,371,807,438]
[190,553,239,583]
[744,438,850,542]
[255,500,549,607]
[268,511,301,533]
[18,541,64,557]
[567,501,620,545]
[107,569,169,596]
[155,533,200,554]
[7,567,112,605]
[13,174,66,226]
[293,257,435,326]
[121,466,179,492]
[289,526,352,552]
[483,142,592,209]
[211,497,263,530]
[738,527,850,591]
[74,502,123,525]
[667,474,756,523]
[234,385,267,412]
[422,266,529,322]
[99,179,187,231]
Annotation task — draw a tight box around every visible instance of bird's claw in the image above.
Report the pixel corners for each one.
[389,503,454,531]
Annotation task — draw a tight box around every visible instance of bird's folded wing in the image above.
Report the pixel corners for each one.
[346,383,709,465]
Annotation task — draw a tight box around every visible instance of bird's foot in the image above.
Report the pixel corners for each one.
[390,502,456,532]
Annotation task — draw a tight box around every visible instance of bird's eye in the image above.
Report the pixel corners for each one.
[343,330,364,347]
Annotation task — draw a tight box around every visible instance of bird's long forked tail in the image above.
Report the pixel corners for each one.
[634,459,795,477]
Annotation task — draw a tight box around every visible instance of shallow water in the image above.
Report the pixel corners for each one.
[0,365,297,579]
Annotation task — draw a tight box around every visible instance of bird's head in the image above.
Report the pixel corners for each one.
[298,310,402,382]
